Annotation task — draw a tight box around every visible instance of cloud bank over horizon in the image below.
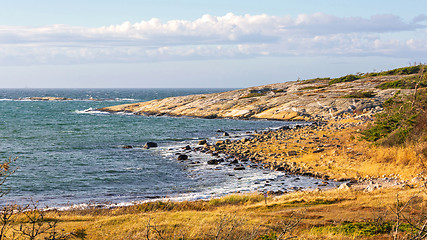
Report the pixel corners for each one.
[1,12,426,66]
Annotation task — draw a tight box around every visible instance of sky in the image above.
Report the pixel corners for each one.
[0,0,426,88]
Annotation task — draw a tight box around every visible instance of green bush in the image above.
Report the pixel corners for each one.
[299,85,328,90]
[366,65,425,77]
[361,88,427,146]
[329,74,362,85]
[239,92,266,99]
[342,91,375,98]
[326,65,426,86]
[376,76,427,89]
[311,221,415,236]
[208,194,263,206]
[300,77,331,85]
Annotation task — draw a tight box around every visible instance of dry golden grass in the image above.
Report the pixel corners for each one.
[6,186,425,239]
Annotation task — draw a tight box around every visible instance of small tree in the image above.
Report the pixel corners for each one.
[0,157,17,198]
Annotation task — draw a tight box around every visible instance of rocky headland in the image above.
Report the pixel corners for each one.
[98,74,414,121]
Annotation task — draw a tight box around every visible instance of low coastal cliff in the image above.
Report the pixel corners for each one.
[98,74,414,121]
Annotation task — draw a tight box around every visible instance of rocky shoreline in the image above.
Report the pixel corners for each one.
[121,117,410,198]
[176,119,412,193]
[102,73,421,195]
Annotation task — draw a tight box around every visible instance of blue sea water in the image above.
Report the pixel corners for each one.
[0,88,326,208]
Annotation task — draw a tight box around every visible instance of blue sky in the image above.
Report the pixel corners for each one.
[0,0,426,88]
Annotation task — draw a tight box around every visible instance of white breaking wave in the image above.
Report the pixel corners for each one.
[74,108,110,115]
[74,108,135,115]
[116,98,137,101]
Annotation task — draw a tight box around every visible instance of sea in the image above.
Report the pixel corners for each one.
[0,88,330,209]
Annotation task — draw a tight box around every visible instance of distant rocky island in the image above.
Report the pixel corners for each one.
[18,97,108,101]
[22,97,74,101]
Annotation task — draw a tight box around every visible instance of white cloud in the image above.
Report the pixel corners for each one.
[0,12,426,65]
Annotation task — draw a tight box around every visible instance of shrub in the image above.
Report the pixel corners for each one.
[342,91,375,98]
[376,76,427,89]
[324,222,393,236]
[208,193,264,206]
[300,77,330,85]
[329,75,362,85]
[239,92,266,99]
[366,65,425,77]
[299,85,328,91]
[361,88,427,146]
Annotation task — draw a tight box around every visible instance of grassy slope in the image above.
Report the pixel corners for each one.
[12,187,426,239]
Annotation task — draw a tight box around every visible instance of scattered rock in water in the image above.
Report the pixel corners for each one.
[279,126,290,130]
[198,139,207,145]
[230,159,239,164]
[177,154,188,160]
[223,132,230,137]
[233,166,245,170]
[207,159,220,165]
[143,142,158,149]
[183,145,192,150]
[122,145,133,149]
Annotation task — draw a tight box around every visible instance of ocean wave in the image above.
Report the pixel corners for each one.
[81,97,137,102]
[74,108,110,115]
[7,97,138,102]
[116,98,137,101]
[74,108,136,116]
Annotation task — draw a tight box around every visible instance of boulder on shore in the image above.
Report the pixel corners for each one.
[287,151,297,156]
[177,154,188,160]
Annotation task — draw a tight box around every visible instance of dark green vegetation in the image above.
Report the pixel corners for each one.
[361,88,427,147]
[299,85,327,90]
[328,74,362,85]
[239,92,266,99]
[312,222,394,236]
[341,91,375,98]
[366,65,426,77]
[361,66,427,151]
[327,64,427,85]
[300,77,331,84]
[377,75,427,89]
